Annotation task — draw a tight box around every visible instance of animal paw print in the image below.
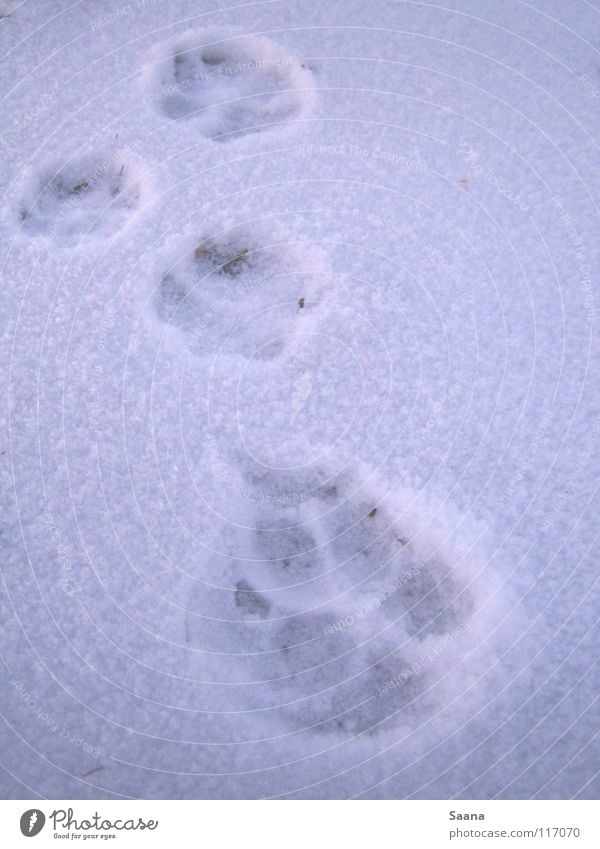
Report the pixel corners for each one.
[18,150,147,239]
[225,467,479,735]
[154,222,329,360]
[150,28,316,141]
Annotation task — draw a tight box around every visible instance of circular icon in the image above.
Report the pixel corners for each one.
[19,810,45,837]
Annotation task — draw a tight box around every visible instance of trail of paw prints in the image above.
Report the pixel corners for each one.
[223,467,480,736]
[17,149,149,240]
[148,28,316,141]
[154,221,330,361]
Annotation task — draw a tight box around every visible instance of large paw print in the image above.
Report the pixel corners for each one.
[187,467,480,736]
[154,222,329,360]
[149,28,316,141]
[323,489,475,639]
[18,150,147,239]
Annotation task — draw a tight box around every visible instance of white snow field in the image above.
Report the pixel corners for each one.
[0,0,598,800]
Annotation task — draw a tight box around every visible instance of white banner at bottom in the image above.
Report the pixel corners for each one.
[0,800,598,848]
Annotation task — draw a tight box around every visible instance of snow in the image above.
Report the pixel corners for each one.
[0,0,598,800]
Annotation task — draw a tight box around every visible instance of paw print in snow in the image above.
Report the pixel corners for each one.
[229,467,480,735]
[149,28,316,141]
[18,150,148,239]
[155,222,330,361]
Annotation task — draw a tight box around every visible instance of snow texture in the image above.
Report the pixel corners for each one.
[0,0,598,800]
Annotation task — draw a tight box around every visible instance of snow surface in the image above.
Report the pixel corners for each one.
[0,0,598,799]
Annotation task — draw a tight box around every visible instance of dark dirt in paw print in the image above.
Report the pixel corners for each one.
[324,492,476,640]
